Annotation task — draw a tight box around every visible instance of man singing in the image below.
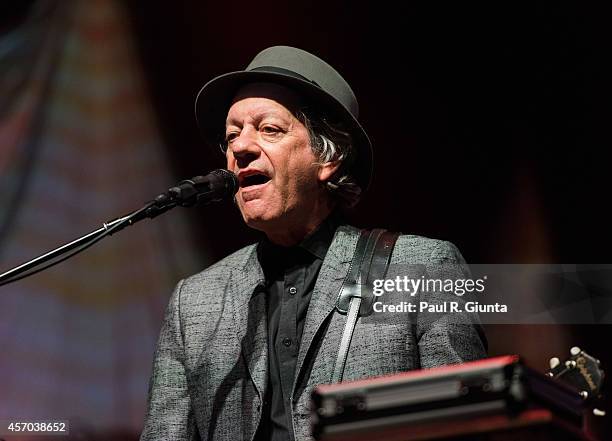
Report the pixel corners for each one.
[141,46,486,441]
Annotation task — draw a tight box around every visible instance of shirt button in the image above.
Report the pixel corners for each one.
[283,337,292,347]
[288,286,297,295]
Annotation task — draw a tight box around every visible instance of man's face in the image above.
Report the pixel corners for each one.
[225,83,328,237]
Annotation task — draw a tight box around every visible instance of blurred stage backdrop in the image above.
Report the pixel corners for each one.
[1,0,610,439]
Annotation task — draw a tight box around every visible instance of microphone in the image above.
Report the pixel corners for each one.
[159,169,239,207]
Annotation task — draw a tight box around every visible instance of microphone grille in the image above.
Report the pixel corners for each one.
[211,169,239,196]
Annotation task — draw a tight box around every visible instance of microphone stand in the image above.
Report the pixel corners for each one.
[0,193,178,287]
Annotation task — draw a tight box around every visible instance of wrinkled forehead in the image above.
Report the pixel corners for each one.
[230,82,304,116]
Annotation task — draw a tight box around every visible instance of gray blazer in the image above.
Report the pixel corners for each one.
[141,225,487,441]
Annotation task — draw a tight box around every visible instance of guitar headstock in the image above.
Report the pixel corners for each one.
[547,346,605,416]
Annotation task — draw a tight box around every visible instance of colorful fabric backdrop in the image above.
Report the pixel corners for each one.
[0,0,207,436]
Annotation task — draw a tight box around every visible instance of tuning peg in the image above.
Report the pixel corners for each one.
[549,357,560,369]
[593,408,606,417]
[570,346,581,356]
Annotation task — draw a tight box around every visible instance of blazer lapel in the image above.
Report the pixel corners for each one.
[235,247,267,402]
[293,225,361,393]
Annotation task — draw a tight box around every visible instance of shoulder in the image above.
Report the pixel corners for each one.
[334,225,466,264]
[392,233,467,265]
[186,243,257,282]
[173,243,259,304]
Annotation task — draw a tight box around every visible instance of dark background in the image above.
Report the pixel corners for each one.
[126,1,611,263]
[3,0,611,438]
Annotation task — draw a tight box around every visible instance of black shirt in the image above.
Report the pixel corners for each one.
[254,216,338,441]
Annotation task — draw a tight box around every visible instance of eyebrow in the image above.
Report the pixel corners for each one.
[226,110,291,127]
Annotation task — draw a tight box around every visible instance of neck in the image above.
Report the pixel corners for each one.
[265,200,336,247]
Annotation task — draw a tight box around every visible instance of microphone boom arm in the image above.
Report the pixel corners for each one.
[0,169,237,287]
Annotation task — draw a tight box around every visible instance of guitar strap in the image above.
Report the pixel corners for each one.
[331,228,400,383]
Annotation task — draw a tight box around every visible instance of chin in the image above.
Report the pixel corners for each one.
[238,202,280,231]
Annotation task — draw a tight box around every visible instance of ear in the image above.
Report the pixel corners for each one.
[317,160,341,183]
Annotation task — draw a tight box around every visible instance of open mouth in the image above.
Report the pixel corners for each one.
[240,173,271,188]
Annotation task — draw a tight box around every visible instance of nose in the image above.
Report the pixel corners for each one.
[227,126,261,168]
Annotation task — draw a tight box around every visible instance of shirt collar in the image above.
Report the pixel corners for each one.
[299,213,340,260]
[257,212,342,266]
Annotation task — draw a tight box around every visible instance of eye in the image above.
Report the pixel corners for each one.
[260,125,286,141]
[225,131,239,143]
[261,125,279,134]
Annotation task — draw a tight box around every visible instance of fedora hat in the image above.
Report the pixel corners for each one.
[194,46,373,190]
